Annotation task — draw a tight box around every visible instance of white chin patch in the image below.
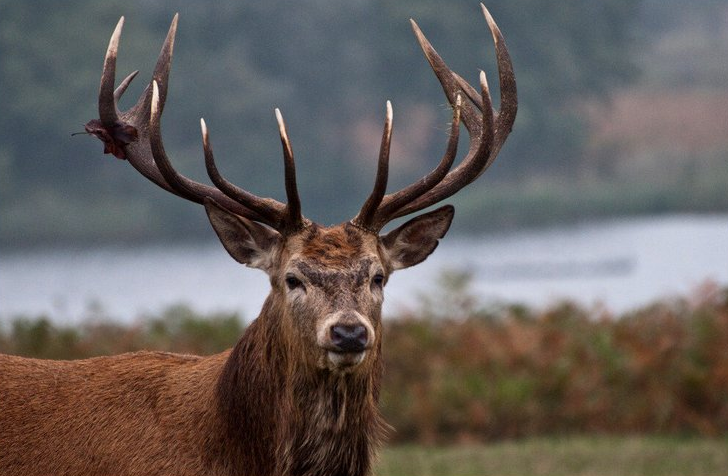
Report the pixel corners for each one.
[327,351,366,369]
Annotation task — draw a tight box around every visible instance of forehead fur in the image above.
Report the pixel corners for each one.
[285,223,380,268]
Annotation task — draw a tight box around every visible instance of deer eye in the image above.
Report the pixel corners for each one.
[285,274,303,291]
[371,273,385,288]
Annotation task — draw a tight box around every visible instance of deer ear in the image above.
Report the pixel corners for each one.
[381,205,454,271]
[204,198,280,271]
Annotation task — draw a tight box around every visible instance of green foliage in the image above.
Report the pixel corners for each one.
[3,277,727,443]
[381,278,728,442]
[0,304,242,358]
[141,304,243,355]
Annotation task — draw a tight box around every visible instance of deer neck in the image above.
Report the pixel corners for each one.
[215,296,386,476]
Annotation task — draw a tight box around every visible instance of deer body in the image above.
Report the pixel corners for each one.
[0,4,516,475]
[1,224,402,476]
[1,351,227,475]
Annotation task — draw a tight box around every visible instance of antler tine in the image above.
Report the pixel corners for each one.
[409,19,483,137]
[352,101,393,230]
[392,70,498,221]
[482,3,517,157]
[201,118,294,229]
[145,14,178,121]
[99,16,124,125]
[116,13,178,130]
[275,109,305,232]
[148,81,209,203]
[355,5,516,227]
[114,70,139,103]
[371,95,462,228]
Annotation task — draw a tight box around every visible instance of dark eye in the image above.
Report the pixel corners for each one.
[372,274,385,288]
[285,275,303,290]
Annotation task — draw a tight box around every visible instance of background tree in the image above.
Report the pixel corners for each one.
[10,0,718,247]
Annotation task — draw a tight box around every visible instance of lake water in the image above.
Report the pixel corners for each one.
[1,214,727,324]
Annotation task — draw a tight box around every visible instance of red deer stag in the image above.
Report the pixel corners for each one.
[0,4,516,475]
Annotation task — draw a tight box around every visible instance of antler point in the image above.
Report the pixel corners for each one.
[151,80,160,118]
[275,109,286,132]
[481,4,502,42]
[107,17,124,56]
[479,70,489,88]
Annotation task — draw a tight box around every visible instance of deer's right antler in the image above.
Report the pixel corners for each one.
[352,3,517,232]
[86,15,306,234]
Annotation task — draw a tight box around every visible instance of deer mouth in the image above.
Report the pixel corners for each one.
[326,350,367,369]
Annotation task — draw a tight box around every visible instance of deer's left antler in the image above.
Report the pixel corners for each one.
[352,3,517,232]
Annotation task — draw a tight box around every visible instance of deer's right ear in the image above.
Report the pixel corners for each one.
[204,198,280,271]
[381,205,454,271]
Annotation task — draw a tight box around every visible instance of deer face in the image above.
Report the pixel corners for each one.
[205,199,454,372]
[278,224,383,372]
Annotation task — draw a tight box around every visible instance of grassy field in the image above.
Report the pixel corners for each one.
[376,437,728,476]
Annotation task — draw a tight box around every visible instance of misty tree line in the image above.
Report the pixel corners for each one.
[1,0,642,246]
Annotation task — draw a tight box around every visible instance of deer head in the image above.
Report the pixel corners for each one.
[85,4,516,375]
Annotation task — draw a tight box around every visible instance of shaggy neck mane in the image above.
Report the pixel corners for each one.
[214,296,386,476]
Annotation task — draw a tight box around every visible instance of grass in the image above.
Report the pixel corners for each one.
[375,436,728,476]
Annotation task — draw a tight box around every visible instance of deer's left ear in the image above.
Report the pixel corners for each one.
[381,205,454,270]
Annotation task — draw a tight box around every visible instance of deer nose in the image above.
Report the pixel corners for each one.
[330,324,368,353]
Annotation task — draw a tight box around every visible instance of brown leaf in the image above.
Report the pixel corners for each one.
[84,118,138,160]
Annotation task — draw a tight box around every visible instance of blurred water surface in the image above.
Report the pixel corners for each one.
[1,214,726,324]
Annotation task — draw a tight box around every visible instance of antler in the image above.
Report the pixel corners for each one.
[86,15,305,234]
[352,4,517,232]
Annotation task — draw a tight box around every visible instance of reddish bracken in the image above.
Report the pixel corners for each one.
[0,4,516,475]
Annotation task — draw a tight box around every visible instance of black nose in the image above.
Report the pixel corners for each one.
[330,324,368,353]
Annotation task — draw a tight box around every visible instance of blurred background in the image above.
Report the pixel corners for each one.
[1,1,727,474]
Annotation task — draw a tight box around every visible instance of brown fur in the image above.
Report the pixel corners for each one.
[298,224,366,266]
[0,350,228,475]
